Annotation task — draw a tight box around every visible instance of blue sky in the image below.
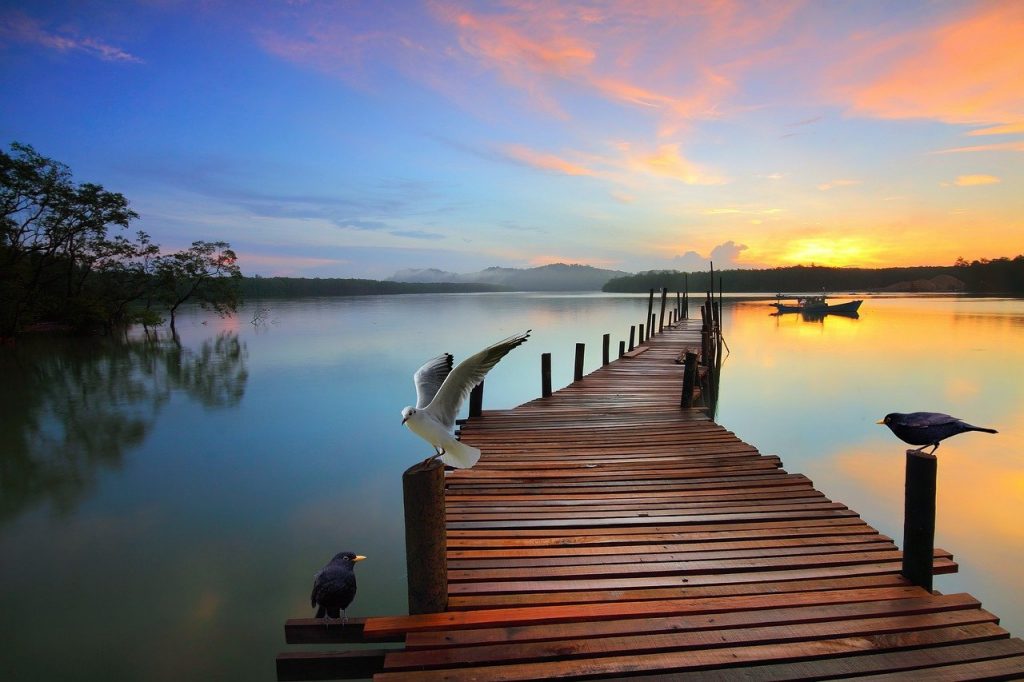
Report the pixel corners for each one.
[2,1,1021,278]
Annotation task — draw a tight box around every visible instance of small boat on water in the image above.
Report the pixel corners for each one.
[771,294,863,315]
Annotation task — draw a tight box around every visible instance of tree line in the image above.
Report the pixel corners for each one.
[602,259,1024,295]
[1,143,241,337]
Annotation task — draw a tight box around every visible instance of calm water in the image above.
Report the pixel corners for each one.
[1,292,1021,680]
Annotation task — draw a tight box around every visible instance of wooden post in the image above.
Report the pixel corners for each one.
[646,289,654,340]
[659,287,667,333]
[602,333,610,366]
[541,352,552,398]
[638,323,645,345]
[402,459,447,614]
[680,350,698,408]
[628,325,635,351]
[683,274,689,319]
[618,340,625,358]
[650,314,657,338]
[468,381,483,419]
[902,450,937,592]
[573,343,585,381]
[676,292,681,319]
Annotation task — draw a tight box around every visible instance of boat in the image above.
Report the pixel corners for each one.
[771,294,863,315]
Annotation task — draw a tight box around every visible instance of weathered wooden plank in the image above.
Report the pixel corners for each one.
[447,574,915,610]
[383,608,999,671]
[362,585,936,639]
[405,592,979,649]
[610,637,1024,681]
[374,623,1009,681]
[275,649,388,681]
[447,557,958,595]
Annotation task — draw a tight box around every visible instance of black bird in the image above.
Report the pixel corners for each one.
[311,551,365,625]
[877,412,997,454]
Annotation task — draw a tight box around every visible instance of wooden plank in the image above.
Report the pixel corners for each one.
[275,649,388,681]
[447,557,958,596]
[447,574,916,610]
[610,638,1024,681]
[405,592,980,649]
[374,623,1009,681]
[383,608,999,671]
[362,585,935,639]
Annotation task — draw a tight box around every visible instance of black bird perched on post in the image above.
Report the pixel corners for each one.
[311,551,365,625]
[877,412,997,454]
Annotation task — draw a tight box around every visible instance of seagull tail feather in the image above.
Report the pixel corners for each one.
[441,440,481,469]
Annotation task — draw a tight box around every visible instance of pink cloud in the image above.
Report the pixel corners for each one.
[835,2,1024,126]
[500,144,596,176]
[0,10,142,63]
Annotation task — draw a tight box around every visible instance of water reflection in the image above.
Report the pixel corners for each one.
[0,333,247,523]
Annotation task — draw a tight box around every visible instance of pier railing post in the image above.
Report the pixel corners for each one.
[646,289,654,339]
[659,287,667,333]
[902,450,937,592]
[402,459,448,614]
[468,381,483,419]
[680,350,698,408]
[639,323,645,344]
[541,352,552,397]
[628,325,636,351]
[574,343,585,382]
[618,340,625,358]
[602,333,610,366]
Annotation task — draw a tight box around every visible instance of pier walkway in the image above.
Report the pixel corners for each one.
[279,320,1024,681]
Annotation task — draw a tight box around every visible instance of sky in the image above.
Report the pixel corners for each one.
[1,0,1022,278]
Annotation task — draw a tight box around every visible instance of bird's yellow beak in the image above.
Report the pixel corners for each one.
[354,555,367,563]
[875,418,885,425]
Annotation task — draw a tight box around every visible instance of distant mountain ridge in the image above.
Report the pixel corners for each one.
[389,263,631,291]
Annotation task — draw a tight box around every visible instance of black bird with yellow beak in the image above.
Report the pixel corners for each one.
[877,411,997,454]
[311,551,366,625]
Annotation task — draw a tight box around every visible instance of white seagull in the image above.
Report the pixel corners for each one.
[401,331,530,468]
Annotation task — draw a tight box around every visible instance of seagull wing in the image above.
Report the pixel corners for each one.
[413,353,454,408]
[424,330,530,429]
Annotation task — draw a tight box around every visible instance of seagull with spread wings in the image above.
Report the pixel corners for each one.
[401,331,530,468]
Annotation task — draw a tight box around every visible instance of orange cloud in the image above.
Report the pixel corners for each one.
[837,2,1024,126]
[933,141,1024,154]
[953,174,1001,186]
[629,143,727,185]
[967,123,1024,136]
[501,144,596,176]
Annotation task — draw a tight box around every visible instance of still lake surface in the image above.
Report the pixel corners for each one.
[1,292,1022,680]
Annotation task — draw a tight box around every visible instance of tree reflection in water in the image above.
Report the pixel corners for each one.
[0,332,247,523]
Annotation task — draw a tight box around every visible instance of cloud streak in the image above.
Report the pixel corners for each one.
[0,10,142,63]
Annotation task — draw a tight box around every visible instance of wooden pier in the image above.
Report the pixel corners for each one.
[278,317,1024,680]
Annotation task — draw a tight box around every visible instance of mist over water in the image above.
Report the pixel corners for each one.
[1,292,1021,680]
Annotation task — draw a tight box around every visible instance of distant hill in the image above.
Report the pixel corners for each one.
[240,277,506,298]
[390,263,631,291]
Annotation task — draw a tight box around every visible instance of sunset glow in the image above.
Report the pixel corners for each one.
[1,1,1021,277]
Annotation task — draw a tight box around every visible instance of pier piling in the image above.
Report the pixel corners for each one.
[902,450,938,591]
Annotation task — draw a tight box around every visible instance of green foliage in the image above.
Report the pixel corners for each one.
[0,142,242,336]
